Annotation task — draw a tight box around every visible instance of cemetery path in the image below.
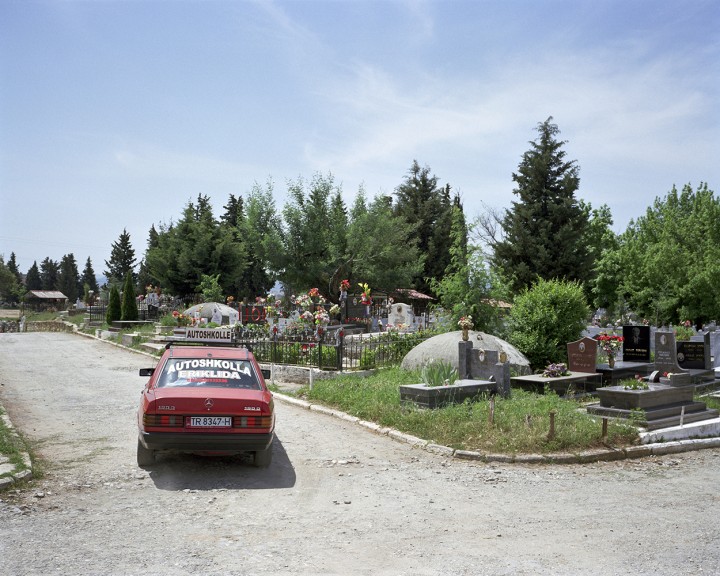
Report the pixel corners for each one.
[1,332,719,576]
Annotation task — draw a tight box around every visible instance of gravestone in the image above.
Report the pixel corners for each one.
[622,325,651,362]
[567,336,598,373]
[458,341,511,397]
[709,331,720,368]
[654,331,686,374]
[677,339,707,370]
[388,303,414,328]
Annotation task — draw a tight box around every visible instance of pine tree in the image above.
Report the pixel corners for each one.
[104,229,137,284]
[40,257,59,290]
[57,254,81,302]
[25,261,42,290]
[7,252,22,283]
[492,117,590,295]
[393,161,450,295]
[121,271,138,321]
[80,257,99,294]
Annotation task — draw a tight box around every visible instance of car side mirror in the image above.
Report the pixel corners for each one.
[261,369,271,379]
[139,368,155,377]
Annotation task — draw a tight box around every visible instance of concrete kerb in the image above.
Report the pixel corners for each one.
[0,410,33,491]
[272,389,720,465]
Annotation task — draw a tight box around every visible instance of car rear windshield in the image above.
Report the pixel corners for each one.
[157,357,261,390]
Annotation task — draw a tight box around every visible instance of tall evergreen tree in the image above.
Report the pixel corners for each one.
[121,271,139,321]
[57,253,81,302]
[104,229,137,284]
[393,160,450,295]
[492,117,590,295]
[106,284,121,325]
[40,257,59,290]
[80,257,99,294]
[221,194,244,228]
[145,195,246,296]
[136,226,160,294]
[25,261,42,290]
[7,252,22,283]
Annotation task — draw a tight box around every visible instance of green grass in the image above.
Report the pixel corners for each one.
[294,367,640,454]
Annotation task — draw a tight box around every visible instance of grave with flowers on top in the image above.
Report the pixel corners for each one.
[587,330,719,430]
[594,325,653,385]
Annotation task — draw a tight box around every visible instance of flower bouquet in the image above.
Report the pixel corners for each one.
[597,332,624,367]
[542,362,570,378]
[358,282,372,305]
[458,315,473,340]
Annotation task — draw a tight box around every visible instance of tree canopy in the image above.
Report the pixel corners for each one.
[596,182,720,327]
[104,229,137,284]
[492,118,590,296]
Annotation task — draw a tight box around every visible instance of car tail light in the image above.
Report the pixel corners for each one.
[233,415,273,429]
[143,414,185,427]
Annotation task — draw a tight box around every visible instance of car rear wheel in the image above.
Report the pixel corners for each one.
[253,445,272,467]
[136,439,155,467]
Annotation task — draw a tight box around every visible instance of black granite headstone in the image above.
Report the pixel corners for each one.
[622,325,651,362]
[654,331,687,374]
[677,340,706,370]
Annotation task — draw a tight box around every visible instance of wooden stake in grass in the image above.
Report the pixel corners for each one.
[488,396,495,425]
[547,410,556,441]
[601,417,608,441]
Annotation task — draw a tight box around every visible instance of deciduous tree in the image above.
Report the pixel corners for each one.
[607,182,720,327]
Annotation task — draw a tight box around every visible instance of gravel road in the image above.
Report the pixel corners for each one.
[1,332,719,576]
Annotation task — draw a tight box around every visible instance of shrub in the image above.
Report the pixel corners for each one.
[420,360,458,387]
[506,278,589,371]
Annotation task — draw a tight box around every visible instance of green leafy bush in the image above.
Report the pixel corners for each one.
[507,278,589,371]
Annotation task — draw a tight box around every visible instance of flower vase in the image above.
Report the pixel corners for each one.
[462,327,469,341]
[608,355,615,368]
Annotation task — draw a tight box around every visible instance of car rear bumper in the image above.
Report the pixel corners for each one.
[139,430,273,453]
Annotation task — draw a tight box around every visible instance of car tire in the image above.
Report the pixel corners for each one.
[253,445,272,468]
[136,439,155,467]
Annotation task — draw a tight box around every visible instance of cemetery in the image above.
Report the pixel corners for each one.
[8,279,720,453]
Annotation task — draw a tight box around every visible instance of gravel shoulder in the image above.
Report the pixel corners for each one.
[1,332,719,576]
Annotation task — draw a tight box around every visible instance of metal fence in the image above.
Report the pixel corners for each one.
[85,300,435,371]
[238,329,434,371]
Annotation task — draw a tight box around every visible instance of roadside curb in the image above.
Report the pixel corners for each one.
[271,391,720,465]
[0,410,33,492]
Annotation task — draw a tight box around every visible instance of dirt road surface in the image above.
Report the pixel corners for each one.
[1,332,719,576]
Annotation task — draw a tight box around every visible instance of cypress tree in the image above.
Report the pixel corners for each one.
[106,285,121,325]
[121,272,139,321]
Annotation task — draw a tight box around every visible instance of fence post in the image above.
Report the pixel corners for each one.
[337,329,344,371]
[317,334,323,370]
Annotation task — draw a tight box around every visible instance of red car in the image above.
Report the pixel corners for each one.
[136,342,275,467]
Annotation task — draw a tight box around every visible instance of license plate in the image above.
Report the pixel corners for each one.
[187,416,232,428]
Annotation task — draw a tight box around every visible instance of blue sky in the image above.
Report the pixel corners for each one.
[1,0,718,275]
